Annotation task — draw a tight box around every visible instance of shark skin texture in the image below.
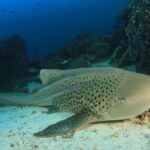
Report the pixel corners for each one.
[0,67,150,137]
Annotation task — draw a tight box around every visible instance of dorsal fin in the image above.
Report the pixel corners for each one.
[40,69,64,85]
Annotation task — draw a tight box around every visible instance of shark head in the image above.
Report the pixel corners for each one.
[111,71,150,120]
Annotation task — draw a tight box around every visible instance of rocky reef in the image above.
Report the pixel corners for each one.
[31,33,113,70]
[110,0,150,74]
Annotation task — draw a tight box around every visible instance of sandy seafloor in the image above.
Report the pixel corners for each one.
[0,106,150,150]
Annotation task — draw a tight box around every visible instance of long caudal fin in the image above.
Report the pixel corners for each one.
[0,93,33,106]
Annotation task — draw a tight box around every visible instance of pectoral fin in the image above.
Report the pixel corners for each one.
[34,109,92,137]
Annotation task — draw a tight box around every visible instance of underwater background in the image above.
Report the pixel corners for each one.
[0,0,127,59]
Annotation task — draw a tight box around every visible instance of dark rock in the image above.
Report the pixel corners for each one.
[0,35,28,87]
[58,32,95,59]
[87,40,111,62]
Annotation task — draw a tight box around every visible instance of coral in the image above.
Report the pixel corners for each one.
[110,0,150,74]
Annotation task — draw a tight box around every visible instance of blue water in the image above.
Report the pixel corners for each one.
[0,0,128,59]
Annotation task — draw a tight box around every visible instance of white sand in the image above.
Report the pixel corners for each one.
[0,106,150,150]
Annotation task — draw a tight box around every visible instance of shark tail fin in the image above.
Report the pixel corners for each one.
[0,93,33,106]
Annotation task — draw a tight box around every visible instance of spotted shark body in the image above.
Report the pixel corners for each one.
[0,67,150,137]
